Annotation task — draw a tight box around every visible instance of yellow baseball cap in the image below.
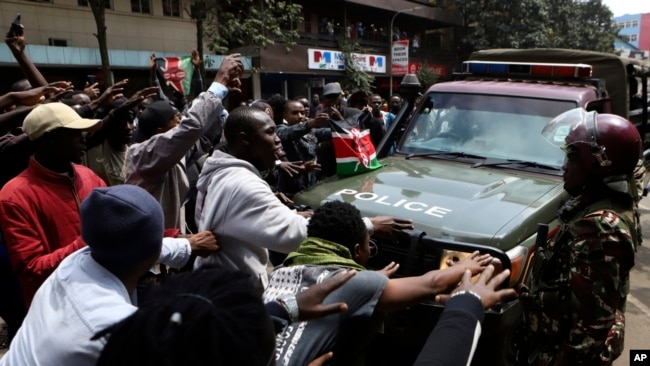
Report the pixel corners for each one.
[22,102,102,141]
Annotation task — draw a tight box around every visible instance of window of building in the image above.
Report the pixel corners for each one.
[618,22,625,28]
[625,20,632,28]
[162,0,181,17]
[78,0,112,9]
[131,0,151,13]
[632,20,639,27]
[630,34,638,42]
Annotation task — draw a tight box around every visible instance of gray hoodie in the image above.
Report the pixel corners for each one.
[194,150,308,289]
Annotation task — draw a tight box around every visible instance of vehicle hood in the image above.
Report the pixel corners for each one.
[294,156,568,250]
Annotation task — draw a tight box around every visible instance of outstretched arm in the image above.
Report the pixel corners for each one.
[149,52,170,102]
[191,49,204,96]
[0,85,65,112]
[376,251,492,312]
[0,105,36,134]
[5,20,47,88]
[85,85,158,148]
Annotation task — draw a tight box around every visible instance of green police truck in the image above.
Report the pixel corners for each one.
[293,49,650,365]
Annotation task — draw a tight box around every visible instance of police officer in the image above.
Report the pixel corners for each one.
[517,108,641,365]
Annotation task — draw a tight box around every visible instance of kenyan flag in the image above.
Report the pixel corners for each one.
[330,121,383,177]
[155,56,194,96]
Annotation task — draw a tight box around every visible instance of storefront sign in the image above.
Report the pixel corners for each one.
[308,49,386,73]
[391,40,409,75]
[408,62,447,77]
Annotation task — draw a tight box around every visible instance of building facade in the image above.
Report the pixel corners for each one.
[256,0,462,101]
[613,13,650,59]
[0,0,253,97]
[0,0,461,101]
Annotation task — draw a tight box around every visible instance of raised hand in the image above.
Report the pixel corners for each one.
[295,269,356,321]
[191,49,201,68]
[149,52,157,71]
[302,160,321,172]
[48,81,74,90]
[214,53,244,92]
[278,160,304,178]
[43,85,74,104]
[19,85,65,106]
[120,86,159,110]
[93,78,128,108]
[370,216,415,241]
[436,265,517,309]
[84,82,100,100]
[5,18,25,53]
[306,113,330,129]
[448,251,492,275]
[378,261,400,278]
[328,105,344,121]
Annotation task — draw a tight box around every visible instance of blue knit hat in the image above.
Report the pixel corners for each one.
[81,185,164,270]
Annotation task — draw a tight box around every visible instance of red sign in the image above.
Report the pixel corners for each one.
[391,40,409,75]
[407,62,447,77]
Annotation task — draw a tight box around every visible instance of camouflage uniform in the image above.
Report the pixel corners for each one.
[632,158,646,242]
[519,191,637,365]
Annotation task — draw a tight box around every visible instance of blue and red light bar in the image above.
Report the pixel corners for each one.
[461,61,592,78]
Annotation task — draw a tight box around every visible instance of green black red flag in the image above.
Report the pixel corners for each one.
[155,56,194,96]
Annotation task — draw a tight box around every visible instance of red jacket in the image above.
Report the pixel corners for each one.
[0,157,106,306]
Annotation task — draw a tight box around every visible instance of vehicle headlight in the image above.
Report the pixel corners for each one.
[439,245,530,287]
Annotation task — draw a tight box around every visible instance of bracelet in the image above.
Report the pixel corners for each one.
[450,290,482,302]
[277,294,299,323]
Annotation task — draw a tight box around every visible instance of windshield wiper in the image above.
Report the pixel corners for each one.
[405,151,488,160]
[472,159,560,170]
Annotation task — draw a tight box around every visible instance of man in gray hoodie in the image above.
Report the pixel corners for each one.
[194,106,414,291]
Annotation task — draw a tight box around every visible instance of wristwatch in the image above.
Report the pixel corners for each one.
[275,160,282,168]
[277,294,299,323]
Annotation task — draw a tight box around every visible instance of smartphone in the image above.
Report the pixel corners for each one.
[86,75,97,85]
[10,13,24,35]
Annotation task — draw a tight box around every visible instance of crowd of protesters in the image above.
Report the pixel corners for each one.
[0,18,519,366]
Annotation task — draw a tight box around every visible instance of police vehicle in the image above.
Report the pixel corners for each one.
[293,49,650,365]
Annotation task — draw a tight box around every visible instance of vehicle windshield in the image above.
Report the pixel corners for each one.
[399,93,577,169]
